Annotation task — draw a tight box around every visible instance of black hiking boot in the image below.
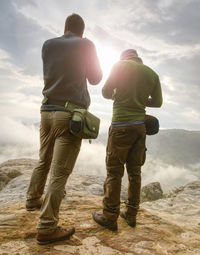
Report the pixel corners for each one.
[120,210,136,227]
[92,212,118,231]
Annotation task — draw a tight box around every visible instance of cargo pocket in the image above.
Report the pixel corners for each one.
[106,128,122,167]
[112,128,130,164]
[127,146,147,167]
[142,147,147,166]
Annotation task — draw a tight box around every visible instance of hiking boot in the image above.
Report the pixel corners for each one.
[92,212,118,231]
[37,226,75,245]
[120,210,136,227]
[26,198,43,211]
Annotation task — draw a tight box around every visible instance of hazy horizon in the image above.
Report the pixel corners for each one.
[1,121,200,193]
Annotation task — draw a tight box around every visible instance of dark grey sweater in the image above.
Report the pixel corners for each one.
[41,31,102,111]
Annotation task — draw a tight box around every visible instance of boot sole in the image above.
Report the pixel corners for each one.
[26,205,42,211]
[120,212,136,227]
[37,228,75,245]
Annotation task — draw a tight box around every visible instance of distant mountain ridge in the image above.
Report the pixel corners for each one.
[1,126,200,169]
[146,129,200,167]
[97,129,200,168]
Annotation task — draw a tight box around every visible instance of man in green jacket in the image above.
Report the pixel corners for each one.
[93,49,162,231]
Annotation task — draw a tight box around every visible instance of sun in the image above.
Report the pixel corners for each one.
[96,44,119,80]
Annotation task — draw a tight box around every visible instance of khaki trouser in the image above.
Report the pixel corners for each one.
[26,111,81,234]
[103,124,146,222]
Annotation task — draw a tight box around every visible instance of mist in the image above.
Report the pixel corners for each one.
[0,119,199,193]
[0,117,39,163]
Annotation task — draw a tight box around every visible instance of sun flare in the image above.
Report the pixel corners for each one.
[96,44,119,80]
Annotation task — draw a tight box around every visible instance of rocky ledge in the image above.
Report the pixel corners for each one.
[0,159,200,254]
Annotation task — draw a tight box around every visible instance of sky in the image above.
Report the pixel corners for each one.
[0,0,200,135]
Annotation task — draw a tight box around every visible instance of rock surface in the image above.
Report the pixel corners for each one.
[0,159,109,204]
[0,159,155,204]
[0,160,22,191]
[0,194,200,255]
[0,159,200,254]
[141,182,163,201]
[142,181,200,232]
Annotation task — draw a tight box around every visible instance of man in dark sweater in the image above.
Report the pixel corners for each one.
[93,49,162,231]
[26,14,102,244]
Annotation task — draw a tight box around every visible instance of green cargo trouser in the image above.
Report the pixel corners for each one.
[103,124,146,222]
[26,111,81,234]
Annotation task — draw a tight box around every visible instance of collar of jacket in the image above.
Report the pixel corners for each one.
[63,31,78,38]
[128,57,143,64]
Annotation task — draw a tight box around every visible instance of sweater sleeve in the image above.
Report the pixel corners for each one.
[146,76,163,107]
[102,63,121,99]
[85,40,102,85]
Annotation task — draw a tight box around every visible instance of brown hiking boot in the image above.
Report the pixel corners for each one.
[120,210,136,227]
[26,198,43,211]
[37,226,75,245]
[92,212,118,231]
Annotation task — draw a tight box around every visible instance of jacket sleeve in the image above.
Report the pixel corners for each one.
[86,40,102,85]
[146,76,163,107]
[102,63,121,99]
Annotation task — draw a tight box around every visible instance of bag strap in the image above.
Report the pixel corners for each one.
[65,101,87,112]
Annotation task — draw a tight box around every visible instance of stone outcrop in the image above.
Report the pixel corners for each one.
[0,159,159,204]
[142,181,200,232]
[0,193,200,254]
[0,160,22,191]
[141,182,163,201]
[0,159,200,254]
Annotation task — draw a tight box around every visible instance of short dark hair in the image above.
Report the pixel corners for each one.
[64,13,85,36]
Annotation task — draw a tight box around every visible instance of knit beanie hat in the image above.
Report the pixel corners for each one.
[120,49,138,60]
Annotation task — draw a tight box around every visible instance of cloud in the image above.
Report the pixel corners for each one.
[0,48,42,122]
[110,0,200,46]
[158,53,200,86]
[0,117,39,163]
[91,26,127,52]
[75,141,106,176]
[146,81,200,130]
[0,0,54,75]
[0,117,39,145]
[0,120,199,193]
[142,159,198,192]
[141,0,200,45]
[0,0,199,130]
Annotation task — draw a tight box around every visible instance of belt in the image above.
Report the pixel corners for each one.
[112,120,144,127]
[42,97,85,112]
[64,101,85,112]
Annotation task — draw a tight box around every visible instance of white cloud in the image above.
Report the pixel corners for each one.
[142,160,198,192]
[0,117,39,163]
[0,0,199,131]
[183,108,200,121]
[0,120,199,193]
[0,117,39,145]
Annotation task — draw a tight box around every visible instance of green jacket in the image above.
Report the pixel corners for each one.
[102,57,163,122]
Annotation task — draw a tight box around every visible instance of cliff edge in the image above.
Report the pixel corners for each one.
[0,159,200,255]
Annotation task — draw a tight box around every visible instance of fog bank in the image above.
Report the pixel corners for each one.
[0,119,199,192]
